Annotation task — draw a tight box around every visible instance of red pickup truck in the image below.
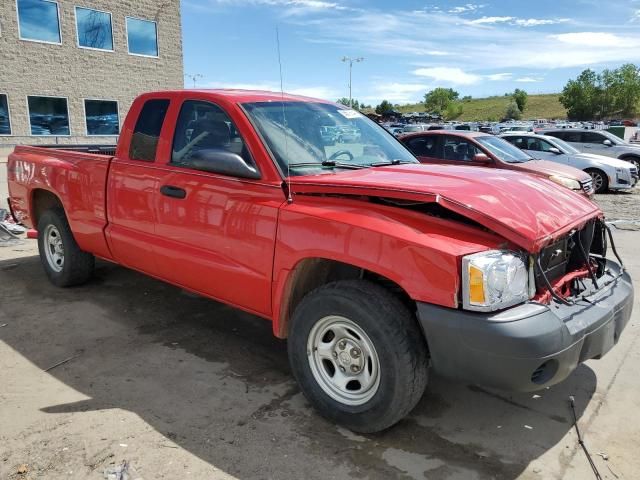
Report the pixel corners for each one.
[7,90,633,432]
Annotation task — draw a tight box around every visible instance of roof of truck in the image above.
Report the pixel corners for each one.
[151,89,335,104]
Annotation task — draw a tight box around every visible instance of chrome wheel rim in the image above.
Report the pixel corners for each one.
[44,225,64,273]
[307,315,380,406]
[590,172,604,192]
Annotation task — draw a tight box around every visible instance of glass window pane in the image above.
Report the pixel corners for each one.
[28,96,70,136]
[126,17,158,57]
[171,100,252,169]
[17,0,61,44]
[129,99,170,161]
[0,95,11,135]
[85,100,119,135]
[76,7,113,50]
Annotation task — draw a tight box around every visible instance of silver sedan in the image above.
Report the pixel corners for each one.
[501,133,638,193]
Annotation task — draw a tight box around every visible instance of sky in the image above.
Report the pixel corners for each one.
[181,0,640,105]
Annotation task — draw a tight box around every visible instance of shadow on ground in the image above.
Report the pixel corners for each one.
[0,256,597,479]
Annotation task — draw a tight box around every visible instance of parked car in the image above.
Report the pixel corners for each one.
[399,131,594,197]
[400,124,427,133]
[501,133,638,193]
[541,129,640,170]
[7,90,633,433]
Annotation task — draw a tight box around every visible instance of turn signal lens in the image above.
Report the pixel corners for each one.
[468,265,485,304]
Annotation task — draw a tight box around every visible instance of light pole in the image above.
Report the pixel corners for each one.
[341,57,364,108]
[184,73,204,89]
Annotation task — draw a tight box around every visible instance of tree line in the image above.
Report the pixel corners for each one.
[560,64,640,120]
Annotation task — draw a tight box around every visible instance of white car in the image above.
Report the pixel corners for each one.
[501,133,638,193]
[541,129,640,171]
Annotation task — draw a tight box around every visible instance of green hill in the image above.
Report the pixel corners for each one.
[395,93,567,121]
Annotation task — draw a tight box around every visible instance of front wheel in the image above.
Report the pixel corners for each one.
[586,169,608,194]
[288,280,428,433]
[37,208,95,287]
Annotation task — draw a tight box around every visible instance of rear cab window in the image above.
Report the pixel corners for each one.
[129,99,170,161]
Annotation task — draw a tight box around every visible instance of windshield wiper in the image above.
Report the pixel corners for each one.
[370,159,416,167]
[289,161,366,170]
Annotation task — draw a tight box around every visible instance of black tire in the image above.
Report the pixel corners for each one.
[586,169,608,194]
[37,208,95,287]
[620,156,640,171]
[288,280,428,433]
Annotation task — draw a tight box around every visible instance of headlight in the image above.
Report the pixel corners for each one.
[462,251,532,312]
[549,175,581,190]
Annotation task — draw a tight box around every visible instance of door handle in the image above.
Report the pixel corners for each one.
[160,185,187,199]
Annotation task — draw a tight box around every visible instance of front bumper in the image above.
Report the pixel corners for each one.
[416,260,634,392]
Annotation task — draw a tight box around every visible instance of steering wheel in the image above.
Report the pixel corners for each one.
[329,150,354,161]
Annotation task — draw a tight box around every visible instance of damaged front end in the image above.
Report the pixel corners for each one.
[532,219,624,306]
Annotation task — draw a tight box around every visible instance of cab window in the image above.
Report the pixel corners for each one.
[171,100,253,169]
[581,131,606,144]
[405,136,441,157]
[129,99,170,161]
[442,136,481,162]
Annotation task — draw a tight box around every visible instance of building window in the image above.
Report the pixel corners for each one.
[0,95,12,135]
[17,0,61,44]
[27,96,70,136]
[126,17,159,57]
[84,99,120,136]
[75,7,114,51]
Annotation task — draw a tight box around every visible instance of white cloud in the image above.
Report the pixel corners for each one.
[448,3,485,14]
[515,76,543,83]
[413,67,482,85]
[550,32,637,48]
[633,10,640,22]
[468,16,567,27]
[514,18,568,27]
[486,73,512,81]
[368,82,431,103]
[469,16,513,25]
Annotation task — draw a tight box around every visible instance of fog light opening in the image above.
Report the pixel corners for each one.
[530,359,559,385]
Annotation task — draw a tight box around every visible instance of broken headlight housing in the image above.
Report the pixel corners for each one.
[462,250,532,312]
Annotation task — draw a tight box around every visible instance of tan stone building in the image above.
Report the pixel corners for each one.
[0,0,184,145]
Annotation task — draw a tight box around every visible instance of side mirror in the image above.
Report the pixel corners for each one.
[188,149,261,179]
[603,139,613,146]
[472,153,491,163]
[548,147,562,155]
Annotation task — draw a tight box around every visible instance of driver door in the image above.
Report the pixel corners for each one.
[151,99,282,316]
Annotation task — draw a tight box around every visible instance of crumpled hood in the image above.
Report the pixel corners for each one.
[290,164,601,253]
[520,159,591,182]
[574,153,635,170]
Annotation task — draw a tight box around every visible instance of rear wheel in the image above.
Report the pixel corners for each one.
[37,208,95,287]
[288,280,428,433]
[586,169,608,194]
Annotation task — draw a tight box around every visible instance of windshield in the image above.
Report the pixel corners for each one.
[547,136,580,154]
[476,135,533,163]
[242,101,417,175]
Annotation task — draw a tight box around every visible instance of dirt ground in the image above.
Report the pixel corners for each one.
[1,161,640,479]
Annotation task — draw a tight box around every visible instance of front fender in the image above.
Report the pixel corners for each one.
[271,196,507,336]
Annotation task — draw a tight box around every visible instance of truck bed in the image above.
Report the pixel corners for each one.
[7,145,115,259]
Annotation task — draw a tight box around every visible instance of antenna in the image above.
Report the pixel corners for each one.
[276,26,293,204]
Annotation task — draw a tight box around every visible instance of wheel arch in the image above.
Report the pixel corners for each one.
[273,257,416,339]
[31,188,65,227]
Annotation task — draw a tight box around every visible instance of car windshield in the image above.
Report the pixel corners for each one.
[242,101,418,175]
[476,135,533,163]
[547,136,580,154]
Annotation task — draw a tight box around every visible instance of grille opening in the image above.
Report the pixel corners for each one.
[530,359,559,385]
